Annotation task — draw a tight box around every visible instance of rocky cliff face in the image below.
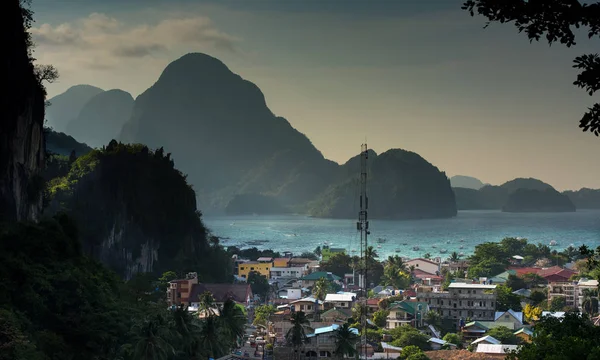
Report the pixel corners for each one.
[46,141,214,279]
[0,0,45,222]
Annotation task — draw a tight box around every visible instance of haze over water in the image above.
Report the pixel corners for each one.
[205,210,600,259]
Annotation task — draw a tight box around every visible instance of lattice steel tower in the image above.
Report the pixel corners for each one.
[356,143,369,358]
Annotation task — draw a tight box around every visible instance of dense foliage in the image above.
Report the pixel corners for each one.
[502,188,575,213]
[0,215,245,360]
[45,140,232,280]
[44,127,93,157]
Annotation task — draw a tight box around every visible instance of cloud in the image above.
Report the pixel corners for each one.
[30,12,239,68]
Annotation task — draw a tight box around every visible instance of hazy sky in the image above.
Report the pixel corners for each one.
[32,0,599,191]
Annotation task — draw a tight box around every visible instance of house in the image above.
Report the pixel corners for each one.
[277,288,302,300]
[289,296,324,313]
[538,266,577,282]
[289,257,314,268]
[417,283,497,328]
[475,344,519,355]
[321,245,346,262]
[303,325,360,359]
[406,258,441,275]
[547,282,578,308]
[494,310,524,329]
[299,271,342,288]
[471,335,501,346]
[386,301,429,329]
[188,283,253,308]
[487,270,516,285]
[366,298,381,312]
[237,260,272,279]
[273,257,291,267]
[320,308,352,323]
[167,272,199,306]
[324,292,356,309]
[428,337,457,350]
[412,268,443,286]
[461,320,517,340]
[381,342,403,355]
[514,327,534,343]
[270,266,305,279]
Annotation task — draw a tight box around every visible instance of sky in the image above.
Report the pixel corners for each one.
[31,0,600,191]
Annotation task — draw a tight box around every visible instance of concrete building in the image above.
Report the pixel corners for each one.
[299,271,342,288]
[237,260,272,279]
[324,292,356,309]
[406,258,441,275]
[321,245,346,262]
[416,283,497,326]
[548,282,578,308]
[270,266,305,279]
[167,272,199,306]
[386,301,429,329]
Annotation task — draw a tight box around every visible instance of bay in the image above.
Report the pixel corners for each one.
[203,210,600,259]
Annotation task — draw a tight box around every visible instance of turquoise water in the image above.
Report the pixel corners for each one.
[203,210,600,259]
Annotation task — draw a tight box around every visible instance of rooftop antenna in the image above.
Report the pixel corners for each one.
[357,142,369,358]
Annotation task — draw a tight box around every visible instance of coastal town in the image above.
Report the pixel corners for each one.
[166,241,600,359]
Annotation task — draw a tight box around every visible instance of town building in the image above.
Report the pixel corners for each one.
[493,310,523,329]
[406,258,441,275]
[305,325,359,358]
[188,283,253,308]
[547,282,578,308]
[416,283,497,327]
[299,271,342,288]
[320,308,352,323]
[538,266,578,282]
[324,292,356,309]
[321,245,346,262]
[385,301,429,329]
[514,328,533,343]
[289,296,324,313]
[273,257,291,267]
[237,260,273,279]
[167,272,199,306]
[269,266,305,279]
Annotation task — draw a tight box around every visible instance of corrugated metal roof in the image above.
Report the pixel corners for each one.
[476,344,518,354]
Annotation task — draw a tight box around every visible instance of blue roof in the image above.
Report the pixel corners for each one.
[312,324,359,336]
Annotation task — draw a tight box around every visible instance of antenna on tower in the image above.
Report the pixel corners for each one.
[356,142,369,358]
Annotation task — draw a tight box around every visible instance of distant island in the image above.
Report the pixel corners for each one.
[450,175,486,190]
[454,177,577,213]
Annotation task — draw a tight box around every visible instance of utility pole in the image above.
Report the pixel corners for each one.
[356,143,369,359]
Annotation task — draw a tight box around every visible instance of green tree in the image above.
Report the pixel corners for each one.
[286,312,310,357]
[320,253,353,278]
[400,345,427,360]
[352,303,368,325]
[372,309,389,328]
[463,0,600,136]
[313,277,330,301]
[496,285,522,311]
[253,304,276,326]
[450,251,459,263]
[582,289,599,315]
[247,271,270,301]
[442,333,463,349]
[218,299,246,346]
[382,257,411,289]
[529,289,547,306]
[522,273,547,288]
[198,291,216,317]
[131,313,175,360]
[506,274,526,291]
[333,323,359,359]
[506,312,600,359]
[198,315,227,358]
[549,297,567,312]
[487,326,518,345]
[424,310,441,328]
[389,326,430,350]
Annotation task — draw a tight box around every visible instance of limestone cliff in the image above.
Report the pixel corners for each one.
[46,141,227,279]
[0,0,45,222]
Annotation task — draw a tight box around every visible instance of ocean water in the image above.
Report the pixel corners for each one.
[203,210,600,260]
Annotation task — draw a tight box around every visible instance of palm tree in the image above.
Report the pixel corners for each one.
[582,289,599,315]
[387,255,408,271]
[199,291,216,317]
[286,311,310,359]
[333,323,359,359]
[198,315,227,358]
[218,299,247,347]
[450,252,459,263]
[171,304,203,358]
[131,313,174,360]
[424,310,441,328]
[313,277,329,301]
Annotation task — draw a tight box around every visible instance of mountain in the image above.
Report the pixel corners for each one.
[119,53,456,219]
[45,127,93,156]
[308,149,457,219]
[120,53,338,213]
[563,188,600,209]
[453,177,575,212]
[46,85,104,132]
[503,188,576,213]
[66,89,134,148]
[0,0,45,222]
[450,175,486,190]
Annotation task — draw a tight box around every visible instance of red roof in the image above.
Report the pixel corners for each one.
[538,266,577,279]
[403,290,417,297]
[367,298,380,306]
[508,266,543,277]
[412,268,441,280]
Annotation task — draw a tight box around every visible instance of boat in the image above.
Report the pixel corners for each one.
[402,243,408,246]
[351,249,357,253]
[440,249,447,254]
[432,245,437,249]
[412,246,420,251]
[549,240,557,246]
[377,238,387,243]
[446,240,451,244]
[459,252,465,257]
[459,245,464,249]
[395,249,402,253]
[460,239,465,243]
[377,245,382,249]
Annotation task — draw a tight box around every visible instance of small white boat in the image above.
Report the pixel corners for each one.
[377,245,382,249]
[446,240,451,244]
[432,245,437,249]
[440,249,448,254]
[459,252,465,257]
[549,240,557,246]
[459,245,464,249]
